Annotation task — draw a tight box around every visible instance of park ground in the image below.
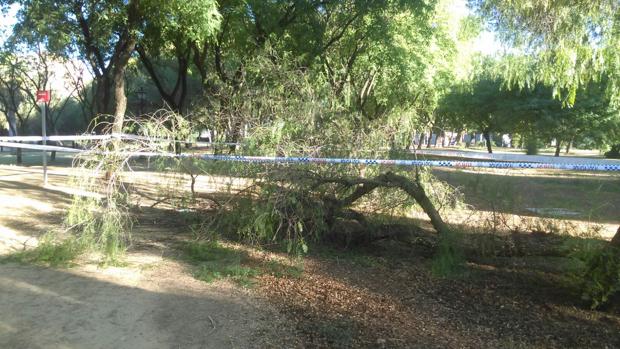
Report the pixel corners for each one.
[1,153,619,348]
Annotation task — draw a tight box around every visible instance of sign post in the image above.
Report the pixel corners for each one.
[36,90,50,186]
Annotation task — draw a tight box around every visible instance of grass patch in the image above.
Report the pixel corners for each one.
[310,245,388,268]
[432,230,466,277]
[264,259,304,278]
[195,263,260,287]
[1,233,85,267]
[183,240,303,287]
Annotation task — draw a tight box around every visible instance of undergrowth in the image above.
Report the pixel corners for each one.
[184,240,303,287]
[432,229,466,277]
[1,233,85,267]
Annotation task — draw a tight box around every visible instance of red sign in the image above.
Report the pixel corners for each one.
[36,90,51,103]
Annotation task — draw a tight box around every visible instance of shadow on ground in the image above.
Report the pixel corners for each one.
[0,263,270,349]
[261,240,620,348]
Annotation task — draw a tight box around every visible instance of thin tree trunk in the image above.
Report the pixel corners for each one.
[6,110,21,164]
[384,172,450,236]
[483,131,493,154]
[324,171,451,237]
[554,139,562,157]
[455,130,463,146]
[466,133,474,148]
[565,137,573,154]
[405,133,413,150]
[426,128,433,148]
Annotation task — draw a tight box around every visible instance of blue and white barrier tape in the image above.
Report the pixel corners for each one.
[1,140,619,172]
[170,153,620,172]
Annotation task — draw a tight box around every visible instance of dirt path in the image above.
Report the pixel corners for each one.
[0,262,269,349]
[0,165,289,349]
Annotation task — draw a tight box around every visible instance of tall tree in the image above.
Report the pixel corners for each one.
[470,0,620,304]
[470,0,620,105]
[3,0,220,132]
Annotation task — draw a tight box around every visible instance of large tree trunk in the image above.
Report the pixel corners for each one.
[94,75,112,116]
[110,3,140,134]
[612,226,620,248]
[6,109,17,137]
[483,130,493,153]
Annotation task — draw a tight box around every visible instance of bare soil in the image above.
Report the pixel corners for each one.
[0,165,293,349]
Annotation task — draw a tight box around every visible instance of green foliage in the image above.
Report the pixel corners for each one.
[431,230,466,277]
[557,228,619,309]
[185,241,254,286]
[470,0,620,104]
[184,240,302,287]
[525,137,540,155]
[604,144,620,159]
[237,181,327,255]
[580,246,620,309]
[1,233,85,267]
[65,197,132,263]
[1,193,133,267]
[440,60,619,152]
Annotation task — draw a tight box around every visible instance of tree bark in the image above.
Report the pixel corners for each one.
[455,130,463,146]
[483,130,493,153]
[137,43,191,113]
[111,48,132,134]
[312,171,451,237]
[426,128,433,148]
[6,110,21,164]
[565,138,573,154]
[554,139,562,157]
[93,75,112,117]
[382,172,450,236]
[110,1,140,134]
[611,226,620,248]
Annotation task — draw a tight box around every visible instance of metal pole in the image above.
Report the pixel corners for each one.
[41,102,47,186]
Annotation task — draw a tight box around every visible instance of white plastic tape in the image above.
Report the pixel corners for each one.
[0,141,82,153]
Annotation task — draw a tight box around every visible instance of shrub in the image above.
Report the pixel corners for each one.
[604,144,620,159]
[432,230,465,277]
[581,246,620,309]
[525,137,540,155]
